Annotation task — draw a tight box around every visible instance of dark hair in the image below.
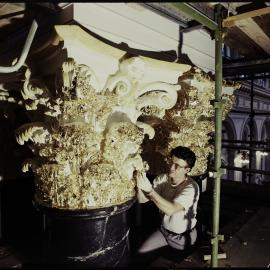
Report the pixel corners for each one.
[170,146,196,169]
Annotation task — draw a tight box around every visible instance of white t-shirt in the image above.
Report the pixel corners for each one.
[153,174,200,234]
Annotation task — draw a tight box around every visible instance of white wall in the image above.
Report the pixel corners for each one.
[72,3,215,73]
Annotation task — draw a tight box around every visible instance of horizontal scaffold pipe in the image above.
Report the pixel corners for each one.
[222,165,270,175]
[170,3,217,30]
[229,110,270,115]
[222,144,270,152]
[222,139,270,145]
[226,74,270,81]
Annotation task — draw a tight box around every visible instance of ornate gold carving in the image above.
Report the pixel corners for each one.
[141,67,238,176]
[2,25,237,208]
[15,57,184,209]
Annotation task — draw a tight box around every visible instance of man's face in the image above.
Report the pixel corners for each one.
[168,155,190,179]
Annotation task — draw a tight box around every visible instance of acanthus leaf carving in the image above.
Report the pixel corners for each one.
[2,34,238,209]
[10,55,184,210]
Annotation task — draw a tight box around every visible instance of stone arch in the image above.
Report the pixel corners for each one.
[261,118,270,182]
[222,116,237,141]
[239,118,258,183]
[241,117,258,141]
[261,118,270,141]
[222,117,237,180]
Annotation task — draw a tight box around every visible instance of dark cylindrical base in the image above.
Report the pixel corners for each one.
[36,199,135,267]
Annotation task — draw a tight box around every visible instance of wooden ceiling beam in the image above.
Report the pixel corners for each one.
[222,6,270,28]
[234,17,270,54]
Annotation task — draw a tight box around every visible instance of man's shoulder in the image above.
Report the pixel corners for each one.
[153,173,169,185]
[186,176,200,193]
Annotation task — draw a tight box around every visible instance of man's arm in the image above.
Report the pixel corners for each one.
[136,172,185,215]
[137,187,149,203]
[148,190,184,216]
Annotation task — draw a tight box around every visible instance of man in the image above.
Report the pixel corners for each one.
[136,146,200,255]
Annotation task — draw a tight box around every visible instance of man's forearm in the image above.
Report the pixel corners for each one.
[148,190,184,216]
[137,187,149,203]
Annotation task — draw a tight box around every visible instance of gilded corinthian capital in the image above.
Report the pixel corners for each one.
[5,25,238,209]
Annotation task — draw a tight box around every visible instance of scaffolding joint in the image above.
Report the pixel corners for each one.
[209,168,226,178]
[211,234,224,245]
[211,99,226,109]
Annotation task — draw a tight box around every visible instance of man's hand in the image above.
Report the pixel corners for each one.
[136,172,153,193]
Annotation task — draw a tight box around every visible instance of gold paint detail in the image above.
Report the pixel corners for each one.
[15,56,187,209]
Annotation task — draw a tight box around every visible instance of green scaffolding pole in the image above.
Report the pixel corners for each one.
[169,3,224,267]
[170,3,217,30]
[211,4,224,267]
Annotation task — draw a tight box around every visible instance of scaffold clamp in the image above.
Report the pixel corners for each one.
[209,168,226,178]
[211,99,226,109]
[211,234,224,245]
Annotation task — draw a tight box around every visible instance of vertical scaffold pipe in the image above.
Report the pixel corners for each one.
[211,4,223,268]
